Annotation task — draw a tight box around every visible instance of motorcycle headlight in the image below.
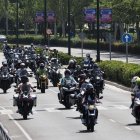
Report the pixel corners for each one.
[88,105,95,110]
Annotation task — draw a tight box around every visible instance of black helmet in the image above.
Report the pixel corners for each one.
[3,61,8,66]
[40,63,45,69]
[51,58,57,63]
[86,83,94,91]
[86,53,90,58]
[64,69,71,75]
[21,76,29,83]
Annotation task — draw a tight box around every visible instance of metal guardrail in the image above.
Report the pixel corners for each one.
[0,123,11,140]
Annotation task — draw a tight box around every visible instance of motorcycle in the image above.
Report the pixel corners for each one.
[90,74,104,99]
[58,83,77,109]
[38,74,48,93]
[49,66,61,87]
[0,71,13,93]
[13,90,37,120]
[81,100,97,132]
[132,93,140,124]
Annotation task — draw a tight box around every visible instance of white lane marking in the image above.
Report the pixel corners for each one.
[125,126,133,131]
[113,105,129,110]
[0,106,32,140]
[0,110,13,115]
[109,119,116,123]
[45,108,61,112]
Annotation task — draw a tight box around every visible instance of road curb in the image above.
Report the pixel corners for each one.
[105,80,131,92]
[0,123,11,140]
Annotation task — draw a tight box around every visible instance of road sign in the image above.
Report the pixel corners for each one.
[78,32,86,40]
[46,29,52,35]
[122,33,132,43]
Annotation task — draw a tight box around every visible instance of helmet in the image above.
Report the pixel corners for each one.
[20,63,25,68]
[45,45,48,50]
[3,61,7,66]
[136,78,140,86]
[51,58,57,63]
[31,43,34,46]
[21,76,29,84]
[64,69,71,75]
[69,59,74,65]
[40,63,45,69]
[93,63,99,69]
[86,53,90,58]
[76,65,81,70]
[86,83,94,91]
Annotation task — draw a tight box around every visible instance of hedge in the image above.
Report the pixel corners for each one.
[98,60,140,87]
[7,35,140,55]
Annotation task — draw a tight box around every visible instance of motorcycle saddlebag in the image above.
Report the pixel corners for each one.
[13,94,18,106]
[31,94,37,106]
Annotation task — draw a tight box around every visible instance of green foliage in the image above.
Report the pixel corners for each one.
[99,60,140,87]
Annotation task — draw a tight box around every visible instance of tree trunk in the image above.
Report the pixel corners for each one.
[5,0,8,35]
[136,21,140,43]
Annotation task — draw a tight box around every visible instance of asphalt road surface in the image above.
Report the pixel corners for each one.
[0,52,140,140]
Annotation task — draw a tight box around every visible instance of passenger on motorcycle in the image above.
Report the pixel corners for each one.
[43,45,50,56]
[81,83,98,124]
[36,63,48,89]
[60,69,77,87]
[16,76,35,114]
[130,77,140,109]
[16,63,29,78]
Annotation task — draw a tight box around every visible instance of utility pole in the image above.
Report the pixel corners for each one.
[68,0,71,55]
[96,0,100,62]
[44,0,47,44]
[16,0,19,47]
[5,0,8,35]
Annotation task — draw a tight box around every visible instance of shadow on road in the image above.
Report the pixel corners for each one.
[126,123,139,126]
[66,116,80,119]
[56,107,74,110]
[9,118,33,121]
[77,130,95,133]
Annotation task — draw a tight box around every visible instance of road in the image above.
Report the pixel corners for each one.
[50,47,140,64]
[0,52,140,140]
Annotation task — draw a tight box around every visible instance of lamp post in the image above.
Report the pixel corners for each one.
[68,0,71,55]
[96,0,100,62]
[16,0,19,47]
[44,0,47,44]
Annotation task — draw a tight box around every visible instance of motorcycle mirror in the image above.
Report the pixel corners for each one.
[99,96,103,99]
[131,93,134,96]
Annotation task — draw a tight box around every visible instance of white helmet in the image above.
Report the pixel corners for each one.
[131,76,139,88]
[69,59,74,65]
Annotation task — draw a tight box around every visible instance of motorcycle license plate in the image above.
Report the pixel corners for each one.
[89,110,96,116]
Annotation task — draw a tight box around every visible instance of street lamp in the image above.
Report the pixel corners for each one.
[16,0,19,47]
[68,0,71,55]
[44,0,47,44]
[96,0,100,62]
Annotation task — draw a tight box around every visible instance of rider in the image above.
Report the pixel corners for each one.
[36,63,48,89]
[16,76,35,114]
[130,77,140,109]
[0,61,9,73]
[67,59,76,74]
[81,83,98,124]
[43,45,50,57]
